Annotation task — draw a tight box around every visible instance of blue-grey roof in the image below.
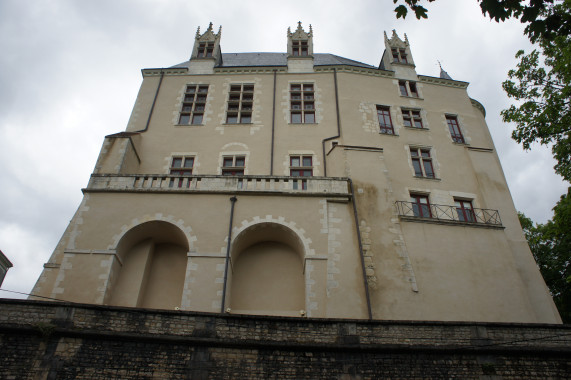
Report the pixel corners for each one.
[171,53,376,69]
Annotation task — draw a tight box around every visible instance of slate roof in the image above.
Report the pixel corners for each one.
[171,53,377,69]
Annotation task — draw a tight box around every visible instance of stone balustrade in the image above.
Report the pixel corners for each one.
[86,174,351,197]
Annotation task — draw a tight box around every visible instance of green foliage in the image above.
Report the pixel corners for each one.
[518,189,571,323]
[393,0,570,42]
[501,28,571,181]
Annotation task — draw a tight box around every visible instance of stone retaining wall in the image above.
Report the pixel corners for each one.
[0,299,569,379]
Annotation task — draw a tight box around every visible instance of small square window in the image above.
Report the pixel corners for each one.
[222,155,246,176]
[410,147,435,178]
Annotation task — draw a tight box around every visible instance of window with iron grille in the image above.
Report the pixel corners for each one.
[376,106,394,135]
[179,85,208,125]
[169,156,194,187]
[222,155,245,176]
[410,148,435,178]
[455,199,475,222]
[410,194,431,218]
[290,84,315,123]
[402,109,424,129]
[197,42,214,58]
[292,40,309,56]
[446,115,465,143]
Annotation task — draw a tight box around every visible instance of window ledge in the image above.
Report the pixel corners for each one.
[289,123,318,125]
[413,176,441,181]
[399,95,423,100]
[452,141,468,146]
[399,216,504,229]
[379,132,399,137]
[222,123,254,126]
[392,62,416,68]
[175,124,204,127]
[404,126,429,131]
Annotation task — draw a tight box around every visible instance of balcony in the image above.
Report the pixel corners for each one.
[395,201,503,228]
[86,174,350,198]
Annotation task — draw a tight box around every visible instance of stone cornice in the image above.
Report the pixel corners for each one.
[215,66,288,74]
[470,98,486,117]
[419,75,469,89]
[315,65,394,78]
[142,68,189,77]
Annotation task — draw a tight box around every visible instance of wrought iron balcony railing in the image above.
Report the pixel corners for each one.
[395,201,503,227]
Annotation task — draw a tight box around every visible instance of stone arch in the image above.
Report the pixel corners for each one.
[108,220,189,310]
[228,220,307,317]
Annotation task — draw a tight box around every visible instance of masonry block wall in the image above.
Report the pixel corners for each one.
[0,300,569,379]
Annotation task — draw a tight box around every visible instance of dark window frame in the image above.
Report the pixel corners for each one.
[402,109,424,129]
[179,85,209,125]
[446,115,465,143]
[290,84,315,124]
[169,156,194,188]
[226,84,254,124]
[221,155,246,176]
[410,194,431,218]
[377,106,395,135]
[410,148,435,178]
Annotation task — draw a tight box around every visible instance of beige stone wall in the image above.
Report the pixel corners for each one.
[31,58,560,323]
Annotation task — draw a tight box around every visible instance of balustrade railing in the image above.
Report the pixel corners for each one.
[87,174,350,196]
[395,201,502,226]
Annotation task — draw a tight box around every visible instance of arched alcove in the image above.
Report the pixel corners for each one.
[108,221,189,310]
[229,223,305,316]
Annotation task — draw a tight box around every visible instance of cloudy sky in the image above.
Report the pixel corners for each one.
[0,0,567,298]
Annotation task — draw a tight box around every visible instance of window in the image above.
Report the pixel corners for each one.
[290,84,315,123]
[222,156,245,176]
[197,42,214,58]
[409,82,419,97]
[402,109,424,129]
[377,106,394,135]
[292,40,309,56]
[290,155,313,190]
[399,80,419,98]
[169,156,194,187]
[179,85,208,125]
[391,48,408,64]
[226,84,254,124]
[410,194,431,218]
[446,115,465,143]
[399,80,408,96]
[410,148,434,178]
[455,200,475,222]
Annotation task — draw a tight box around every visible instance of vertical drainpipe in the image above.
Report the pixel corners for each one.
[321,68,342,177]
[270,70,277,175]
[136,69,165,133]
[221,196,238,313]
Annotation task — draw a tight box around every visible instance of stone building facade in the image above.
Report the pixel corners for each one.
[30,22,561,324]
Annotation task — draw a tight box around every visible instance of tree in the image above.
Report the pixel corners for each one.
[518,189,571,323]
[501,30,571,181]
[393,0,571,42]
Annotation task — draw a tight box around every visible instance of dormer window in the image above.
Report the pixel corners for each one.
[391,48,408,64]
[292,40,309,56]
[197,42,214,58]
